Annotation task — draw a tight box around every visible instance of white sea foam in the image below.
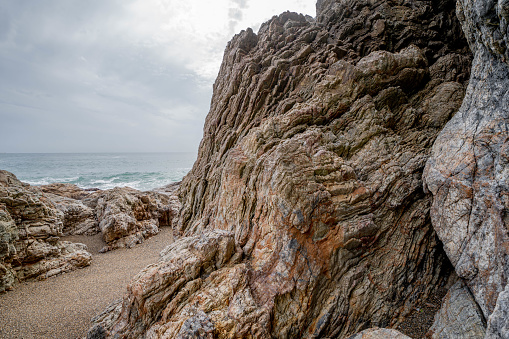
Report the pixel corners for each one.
[0,152,196,191]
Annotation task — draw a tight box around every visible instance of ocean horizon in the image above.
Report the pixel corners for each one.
[0,152,196,191]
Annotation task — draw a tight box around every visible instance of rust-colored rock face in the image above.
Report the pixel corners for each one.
[90,1,472,338]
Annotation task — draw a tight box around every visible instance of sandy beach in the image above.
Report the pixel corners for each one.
[0,227,174,339]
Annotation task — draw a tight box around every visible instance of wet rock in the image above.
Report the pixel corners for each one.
[423,0,509,336]
[426,280,486,338]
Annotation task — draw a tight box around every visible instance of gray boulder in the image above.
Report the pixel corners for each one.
[424,0,509,337]
[427,280,486,338]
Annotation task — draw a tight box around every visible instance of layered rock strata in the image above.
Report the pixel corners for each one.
[84,187,180,252]
[423,0,509,337]
[0,171,92,292]
[90,0,473,337]
[42,183,181,252]
[0,171,182,292]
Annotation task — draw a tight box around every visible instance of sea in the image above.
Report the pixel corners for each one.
[0,152,196,191]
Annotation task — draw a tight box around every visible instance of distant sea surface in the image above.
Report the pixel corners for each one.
[0,152,196,191]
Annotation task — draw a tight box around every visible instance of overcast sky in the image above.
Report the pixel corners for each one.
[0,0,315,153]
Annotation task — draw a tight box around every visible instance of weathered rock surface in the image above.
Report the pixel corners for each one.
[88,187,179,252]
[42,183,181,252]
[348,328,411,339]
[0,204,17,292]
[485,284,509,338]
[0,171,92,292]
[89,230,242,338]
[91,0,473,337]
[423,0,509,336]
[40,183,97,200]
[0,171,182,292]
[426,280,486,338]
[45,193,99,236]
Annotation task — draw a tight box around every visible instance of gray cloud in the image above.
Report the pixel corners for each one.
[228,0,250,35]
[0,1,212,153]
[0,0,316,153]
[232,0,248,9]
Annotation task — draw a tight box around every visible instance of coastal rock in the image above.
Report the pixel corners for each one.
[0,171,92,291]
[485,285,509,338]
[348,328,411,339]
[88,230,242,337]
[426,280,486,339]
[0,205,17,292]
[93,0,472,337]
[42,183,182,251]
[423,0,509,334]
[153,181,181,196]
[14,241,92,281]
[89,187,179,252]
[0,170,28,188]
[45,193,98,236]
[40,183,96,200]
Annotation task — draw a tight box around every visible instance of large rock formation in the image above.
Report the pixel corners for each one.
[89,0,474,337]
[423,0,509,337]
[85,187,180,252]
[0,170,182,292]
[347,328,411,339]
[42,183,181,252]
[0,171,92,292]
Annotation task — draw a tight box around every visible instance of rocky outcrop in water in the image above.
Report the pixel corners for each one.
[0,171,92,292]
[423,0,509,337]
[89,0,474,337]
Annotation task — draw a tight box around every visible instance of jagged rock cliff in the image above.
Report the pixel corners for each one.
[423,0,509,337]
[89,0,474,338]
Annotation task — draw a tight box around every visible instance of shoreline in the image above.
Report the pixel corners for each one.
[0,226,174,339]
